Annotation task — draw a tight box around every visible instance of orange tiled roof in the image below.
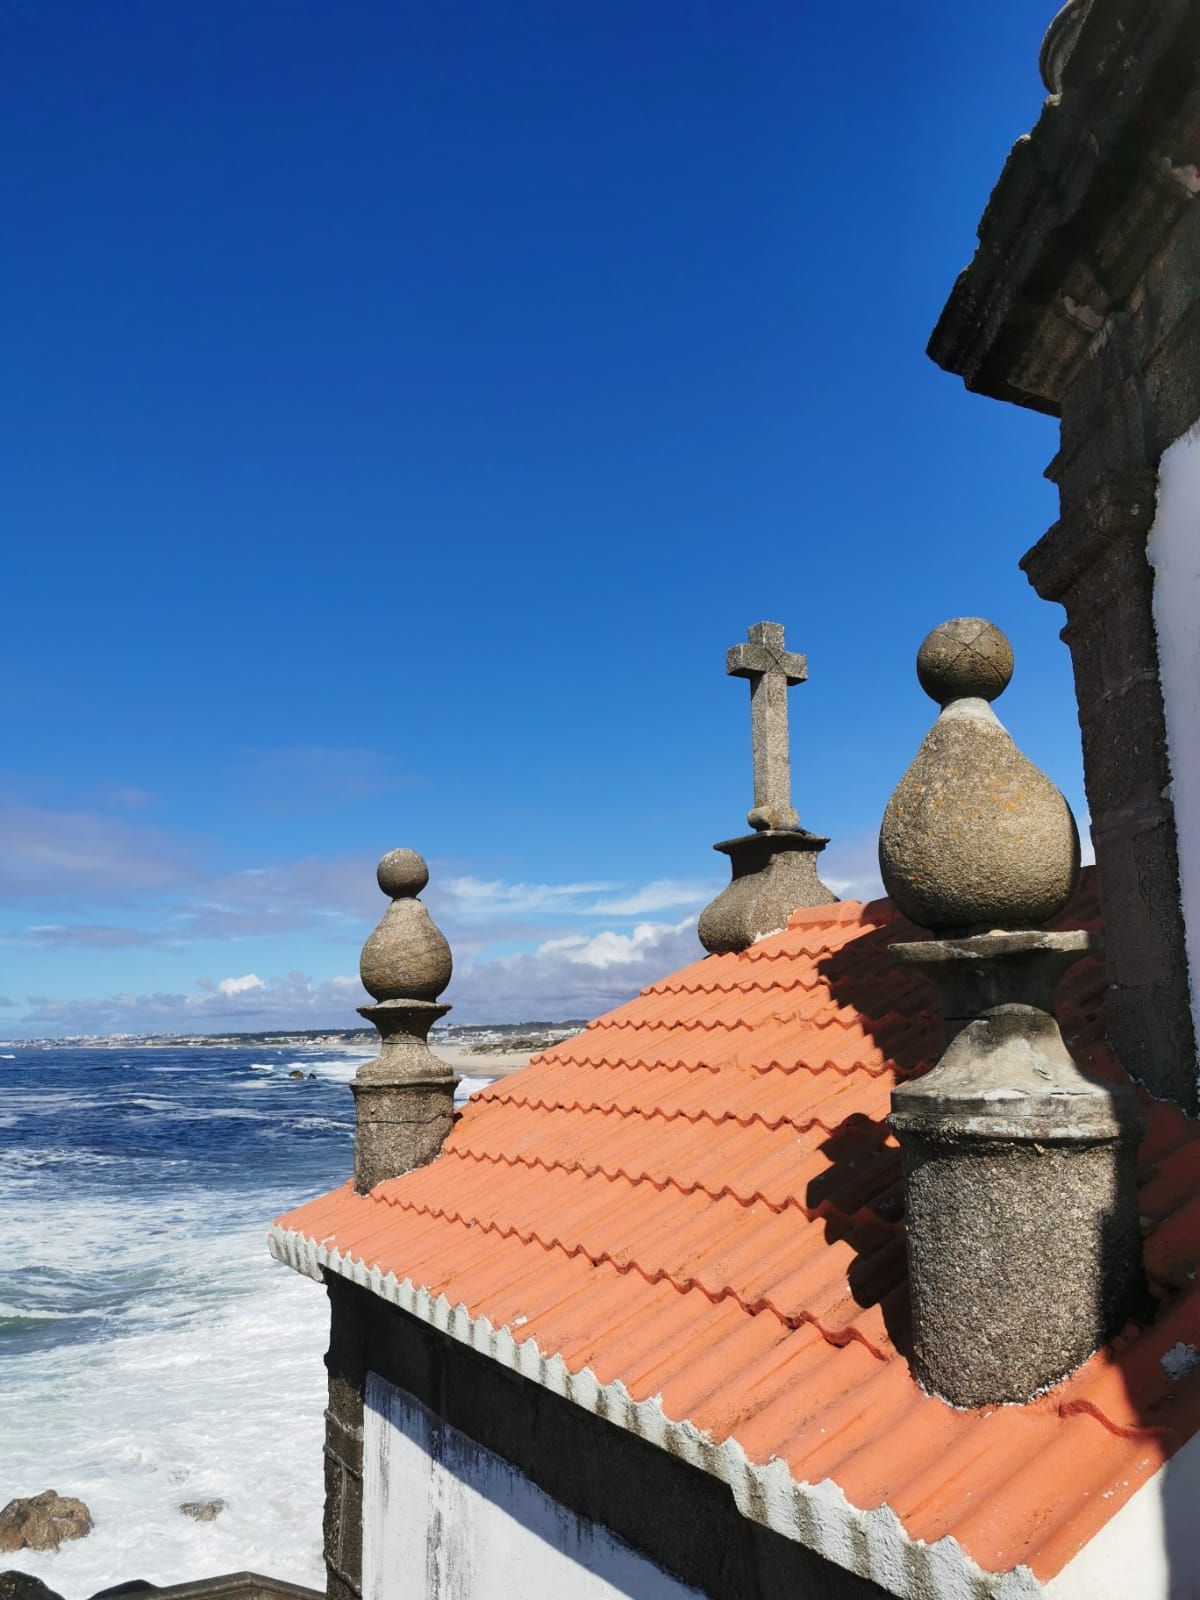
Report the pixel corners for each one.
[271,872,1200,1593]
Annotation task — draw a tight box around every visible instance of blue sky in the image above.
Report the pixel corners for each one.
[2,1,1080,1036]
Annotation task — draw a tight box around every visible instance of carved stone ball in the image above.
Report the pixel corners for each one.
[377,848,429,899]
[880,700,1080,933]
[916,618,1014,706]
[360,848,452,1002]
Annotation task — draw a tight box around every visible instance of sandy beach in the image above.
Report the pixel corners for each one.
[431,1048,539,1078]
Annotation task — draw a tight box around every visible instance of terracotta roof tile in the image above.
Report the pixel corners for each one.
[273,870,1200,1586]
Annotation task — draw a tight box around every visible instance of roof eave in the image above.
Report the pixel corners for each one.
[269,1222,1046,1600]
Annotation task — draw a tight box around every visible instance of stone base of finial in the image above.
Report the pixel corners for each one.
[352,1000,458,1193]
[889,929,1147,1407]
[697,829,835,955]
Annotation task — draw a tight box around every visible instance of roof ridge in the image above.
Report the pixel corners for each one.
[369,1188,892,1362]
[757,1005,929,1035]
[756,1050,931,1080]
[474,1084,865,1138]
[642,973,826,998]
[533,1050,723,1075]
[440,1142,902,1236]
[586,1014,756,1035]
[784,899,894,929]
[540,1048,910,1080]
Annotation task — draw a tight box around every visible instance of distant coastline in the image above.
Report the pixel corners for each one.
[1,1019,588,1053]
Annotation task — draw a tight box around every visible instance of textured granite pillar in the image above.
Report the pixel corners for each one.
[883,621,1146,1407]
[890,932,1145,1406]
[351,849,457,1193]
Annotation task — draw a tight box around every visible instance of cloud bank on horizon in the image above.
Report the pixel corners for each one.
[0,785,889,1038]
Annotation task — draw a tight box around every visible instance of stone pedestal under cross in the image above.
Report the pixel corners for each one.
[727,620,807,833]
[697,620,834,955]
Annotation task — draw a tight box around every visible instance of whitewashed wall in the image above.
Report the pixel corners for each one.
[1148,422,1200,1086]
[1047,1423,1200,1599]
[363,1372,702,1600]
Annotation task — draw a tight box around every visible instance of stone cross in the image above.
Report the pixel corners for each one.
[726,621,806,832]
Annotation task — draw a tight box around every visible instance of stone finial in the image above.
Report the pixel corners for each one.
[1039,0,1093,95]
[360,850,452,1002]
[351,849,457,1193]
[880,618,1080,934]
[884,620,1145,1408]
[698,621,834,955]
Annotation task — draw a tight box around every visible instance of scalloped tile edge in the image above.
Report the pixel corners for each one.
[268,1223,1045,1600]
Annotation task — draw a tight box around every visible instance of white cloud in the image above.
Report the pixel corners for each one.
[819,834,886,903]
[537,918,695,969]
[212,973,265,998]
[585,880,712,916]
[0,797,202,902]
[3,816,723,1036]
[7,915,705,1037]
[15,971,364,1039]
[437,876,618,918]
[447,917,703,1023]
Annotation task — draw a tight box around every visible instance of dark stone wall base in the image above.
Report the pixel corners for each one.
[323,1276,895,1600]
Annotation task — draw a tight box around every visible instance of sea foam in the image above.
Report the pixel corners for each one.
[2,1042,496,1596]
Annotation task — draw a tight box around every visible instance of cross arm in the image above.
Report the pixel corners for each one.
[727,620,807,685]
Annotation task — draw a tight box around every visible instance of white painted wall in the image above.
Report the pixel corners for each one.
[362,1371,702,1600]
[1148,421,1200,1086]
[1047,1427,1200,1599]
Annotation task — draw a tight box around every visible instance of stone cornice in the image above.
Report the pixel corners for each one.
[928,0,1200,413]
[1021,470,1158,599]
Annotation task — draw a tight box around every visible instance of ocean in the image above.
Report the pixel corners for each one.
[1,1042,491,1596]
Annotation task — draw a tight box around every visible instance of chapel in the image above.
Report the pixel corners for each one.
[270,2,1200,1596]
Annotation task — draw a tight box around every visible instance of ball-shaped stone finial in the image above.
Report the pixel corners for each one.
[377,847,429,899]
[880,620,1079,933]
[360,847,452,1003]
[916,618,1014,706]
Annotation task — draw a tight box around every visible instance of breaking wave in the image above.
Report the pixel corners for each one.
[1,1043,494,1595]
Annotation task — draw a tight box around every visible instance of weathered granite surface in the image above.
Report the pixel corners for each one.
[352,850,456,1192]
[699,623,834,952]
[885,621,1146,1406]
[880,621,1080,934]
[928,0,1200,1107]
[698,829,832,955]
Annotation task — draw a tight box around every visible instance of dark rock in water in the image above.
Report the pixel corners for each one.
[0,1490,93,1551]
[287,1069,305,1079]
[306,1072,317,1080]
[0,1573,67,1600]
[89,1585,160,1599]
[179,1498,225,1522]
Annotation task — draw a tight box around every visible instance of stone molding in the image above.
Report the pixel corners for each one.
[1020,471,1157,602]
[929,0,1200,1108]
[929,0,1200,414]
